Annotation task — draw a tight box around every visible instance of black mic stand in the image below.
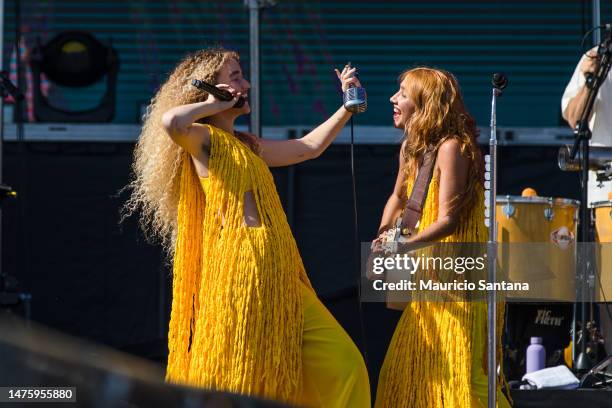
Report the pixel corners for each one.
[569,26,612,374]
[0,65,30,321]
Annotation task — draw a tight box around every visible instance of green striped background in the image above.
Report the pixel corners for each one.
[3,0,610,127]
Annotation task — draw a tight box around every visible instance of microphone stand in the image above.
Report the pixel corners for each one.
[0,64,29,320]
[569,26,612,374]
[486,73,507,408]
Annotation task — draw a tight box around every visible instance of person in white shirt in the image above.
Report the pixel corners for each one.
[561,47,612,205]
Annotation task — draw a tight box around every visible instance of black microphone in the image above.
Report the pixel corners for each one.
[191,79,245,108]
[492,73,508,90]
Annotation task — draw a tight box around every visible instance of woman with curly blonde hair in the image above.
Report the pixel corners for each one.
[373,67,510,408]
[123,48,370,406]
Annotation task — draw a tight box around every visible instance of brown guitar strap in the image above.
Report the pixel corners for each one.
[399,149,437,236]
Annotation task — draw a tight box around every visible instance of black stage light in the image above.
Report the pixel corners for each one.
[29,31,119,123]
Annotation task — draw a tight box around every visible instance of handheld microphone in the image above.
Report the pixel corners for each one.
[342,63,367,113]
[191,79,245,108]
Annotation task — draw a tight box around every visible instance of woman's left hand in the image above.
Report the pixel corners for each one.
[335,64,362,92]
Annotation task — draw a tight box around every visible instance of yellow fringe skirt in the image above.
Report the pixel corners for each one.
[375,301,511,408]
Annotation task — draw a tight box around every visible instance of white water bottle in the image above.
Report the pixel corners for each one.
[526,337,546,373]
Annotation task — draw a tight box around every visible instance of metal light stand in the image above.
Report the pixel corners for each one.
[0,75,28,319]
[485,73,507,408]
[244,0,276,137]
[569,25,612,374]
[0,0,29,319]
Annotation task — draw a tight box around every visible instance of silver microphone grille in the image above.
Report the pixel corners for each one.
[343,86,367,113]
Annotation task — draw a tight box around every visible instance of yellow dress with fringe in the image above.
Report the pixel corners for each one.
[165,125,370,407]
[375,174,511,408]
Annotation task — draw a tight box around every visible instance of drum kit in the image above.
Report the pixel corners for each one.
[496,146,612,297]
[496,193,581,301]
[495,145,612,373]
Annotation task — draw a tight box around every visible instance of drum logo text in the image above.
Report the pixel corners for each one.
[550,226,574,250]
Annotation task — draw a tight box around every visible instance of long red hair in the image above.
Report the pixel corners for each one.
[400,67,483,217]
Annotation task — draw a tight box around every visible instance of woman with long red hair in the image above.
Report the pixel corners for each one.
[373,67,510,408]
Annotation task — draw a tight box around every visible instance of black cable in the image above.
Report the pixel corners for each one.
[581,25,607,54]
[14,0,29,317]
[349,116,369,366]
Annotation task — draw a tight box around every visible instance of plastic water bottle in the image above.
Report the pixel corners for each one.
[526,337,546,373]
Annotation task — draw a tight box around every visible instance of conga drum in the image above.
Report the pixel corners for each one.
[496,195,579,301]
[593,200,612,302]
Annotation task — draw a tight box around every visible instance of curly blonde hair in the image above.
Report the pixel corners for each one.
[121,47,240,251]
[400,67,482,216]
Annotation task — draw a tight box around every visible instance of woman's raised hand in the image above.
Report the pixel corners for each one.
[334,63,362,92]
[205,83,242,109]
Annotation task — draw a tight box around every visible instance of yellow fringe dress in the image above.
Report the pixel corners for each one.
[166,125,370,406]
[375,173,511,408]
